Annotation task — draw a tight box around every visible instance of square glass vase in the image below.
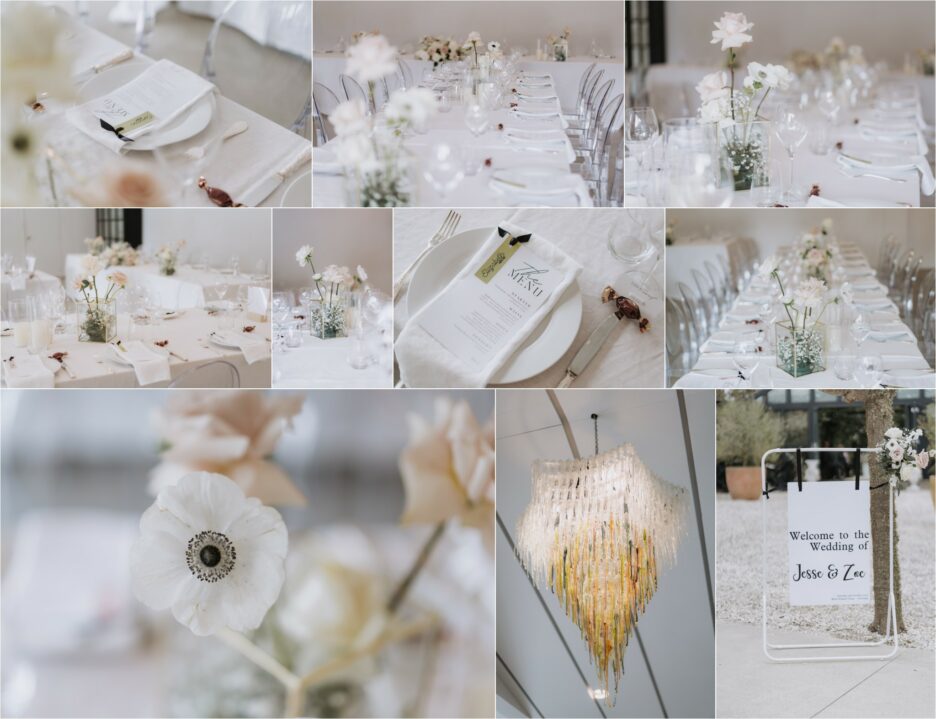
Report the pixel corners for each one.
[776,320,826,378]
[309,300,345,339]
[78,298,117,343]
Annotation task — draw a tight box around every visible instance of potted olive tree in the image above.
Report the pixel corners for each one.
[717,394,786,500]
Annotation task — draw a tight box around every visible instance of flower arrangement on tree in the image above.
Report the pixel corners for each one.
[879,426,933,492]
[295,245,353,338]
[414,35,464,67]
[759,257,839,377]
[696,12,794,189]
[155,240,185,276]
[546,28,571,61]
[73,256,125,342]
[331,34,437,207]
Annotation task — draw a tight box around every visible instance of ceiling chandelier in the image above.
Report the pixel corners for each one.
[516,441,688,704]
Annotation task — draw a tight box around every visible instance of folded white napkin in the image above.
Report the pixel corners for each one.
[859,127,929,156]
[212,331,268,364]
[113,340,171,385]
[396,221,582,387]
[806,195,848,208]
[67,59,214,154]
[854,298,894,311]
[3,355,55,388]
[867,329,914,342]
[312,147,343,175]
[837,153,935,195]
[880,371,935,388]
[510,107,569,129]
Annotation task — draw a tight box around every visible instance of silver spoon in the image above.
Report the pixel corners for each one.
[184,120,248,161]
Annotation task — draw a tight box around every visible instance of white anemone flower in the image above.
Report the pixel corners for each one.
[130,472,288,636]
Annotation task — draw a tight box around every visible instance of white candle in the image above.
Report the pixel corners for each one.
[13,321,31,347]
[28,319,52,352]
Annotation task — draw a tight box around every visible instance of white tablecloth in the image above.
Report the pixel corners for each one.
[30,12,310,208]
[2,310,271,388]
[314,71,593,207]
[272,335,391,388]
[672,243,932,388]
[1,270,62,314]
[393,208,664,388]
[313,53,622,111]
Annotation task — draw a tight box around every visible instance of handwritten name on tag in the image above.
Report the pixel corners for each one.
[474,236,525,283]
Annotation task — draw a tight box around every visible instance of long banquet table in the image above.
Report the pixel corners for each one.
[272,335,391,389]
[313,52,623,111]
[672,242,933,388]
[2,310,271,388]
[313,73,594,207]
[23,9,311,208]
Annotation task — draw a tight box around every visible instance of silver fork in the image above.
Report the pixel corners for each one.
[392,210,461,301]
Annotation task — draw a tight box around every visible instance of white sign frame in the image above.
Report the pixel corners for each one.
[760,447,899,663]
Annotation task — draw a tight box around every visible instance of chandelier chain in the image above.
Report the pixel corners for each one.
[592,413,599,456]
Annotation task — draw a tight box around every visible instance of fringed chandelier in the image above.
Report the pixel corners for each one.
[515,441,688,705]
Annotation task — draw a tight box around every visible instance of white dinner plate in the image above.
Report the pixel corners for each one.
[79,58,214,151]
[405,227,582,384]
[281,170,312,207]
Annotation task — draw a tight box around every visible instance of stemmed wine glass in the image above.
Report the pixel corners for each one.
[625,107,659,202]
[774,110,809,205]
[423,143,465,199]
[732,339,759,388]
[463,104,489,176]
[850,314,871,351]
[860,354,883,388]
[815,89,840,155]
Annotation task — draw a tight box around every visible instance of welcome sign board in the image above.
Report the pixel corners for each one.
[787,481,872,606]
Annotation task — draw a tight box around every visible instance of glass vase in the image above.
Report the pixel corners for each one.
[553,39,568,62]
[309,298,345,339]
[776,320,826,378]
[77,298,117,343]
[720,119,771,191]
[342,145,418,208]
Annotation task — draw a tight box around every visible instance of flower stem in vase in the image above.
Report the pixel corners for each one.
[215,626,300,691]
[386,521,446,614]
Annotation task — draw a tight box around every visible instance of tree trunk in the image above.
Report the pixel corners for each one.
[829,390,905,634]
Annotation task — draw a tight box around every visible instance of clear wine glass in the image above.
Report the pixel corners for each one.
[774,110,809,205]
[463,104,489,176]
[732,339,759,388]
[860,354,883,388]
[850,314,871,351]
[423,143,465,199]
[625,107,659,201]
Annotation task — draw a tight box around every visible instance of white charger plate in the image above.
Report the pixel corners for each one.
[281,170,312,207]
[406,227,582,384]
[79,58,213,151]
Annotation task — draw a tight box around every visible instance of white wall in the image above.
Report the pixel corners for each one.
[272,209,393,295]
[313,0,624,57]
[140,208,271,269]
[1,209,96,276]
[668,208,935,268]
[665,1,935,68]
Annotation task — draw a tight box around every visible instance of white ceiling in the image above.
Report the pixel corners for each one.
[496,389,716,718]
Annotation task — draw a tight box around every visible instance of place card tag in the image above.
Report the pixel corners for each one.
[418,238,564,373]
[474,228,533,283]
[99,110,154,141]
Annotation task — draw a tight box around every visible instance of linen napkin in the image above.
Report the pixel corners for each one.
[3,355,55,388]
[880,371,935,388]
[112,340,171,385]
[212,331,268,365]
[396,221,582,387]
[836,153,935,195]
[67,59,214,154]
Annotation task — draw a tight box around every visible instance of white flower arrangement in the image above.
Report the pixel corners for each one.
[296,248,354,337]
[414,35,464,67]
[346,33,398,84]
[295,244,314,268]
[84,236,107,256]
[155,240,185,276]
[879,427,933,491]
[464,31,482,66]
[74,265,126,342]
[765,268,838,377]
[100,240,139,267]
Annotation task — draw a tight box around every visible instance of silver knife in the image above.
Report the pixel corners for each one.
[72,48,135,85]
[239,145,312,206]
[556,313,623,388]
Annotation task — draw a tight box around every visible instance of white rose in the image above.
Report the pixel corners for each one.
[710,12,754,51]
[900,462,916,483]
[699,98,726,124]
[889,445,904,463]
[884,427,903,439]
[330,99,369,137]
[346,34,398,83]
[696,71,730,103]
[792,277,827,309]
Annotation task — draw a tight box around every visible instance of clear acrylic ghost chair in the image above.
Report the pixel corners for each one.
[200,0,312,134]
[876,234,898,275]
[889,249,914,302]
[563,62,597,118]
[398,59,415,89]
[312,82,341,145]
[920,288,935,366]
[571,80,614,153]
[666,296,700,378]
[906,267,933,332]
[692,268,721,330]
[340,74,370,108]
[168,360,241,389]
[704,259,729,313]
[898,256,924,319]
[567,69,605,137]
[578,95,623,205]
[678,281,710,343]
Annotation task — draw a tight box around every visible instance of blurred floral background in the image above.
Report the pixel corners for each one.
[0,389,495,718]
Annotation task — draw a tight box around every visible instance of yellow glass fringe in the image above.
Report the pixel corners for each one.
[548,519,658,705]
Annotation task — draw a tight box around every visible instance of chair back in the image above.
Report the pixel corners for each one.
[168,360,241,389]
[312,82,341,143]
[340,74,368,107]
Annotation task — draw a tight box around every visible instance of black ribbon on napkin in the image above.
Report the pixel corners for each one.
[498,227,532,246]
[99,119,134,143]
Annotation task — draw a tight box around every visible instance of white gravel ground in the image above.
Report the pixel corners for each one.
[716,490,935,649]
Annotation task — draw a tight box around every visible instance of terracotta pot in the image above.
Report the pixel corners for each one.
[726,466,762,500]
